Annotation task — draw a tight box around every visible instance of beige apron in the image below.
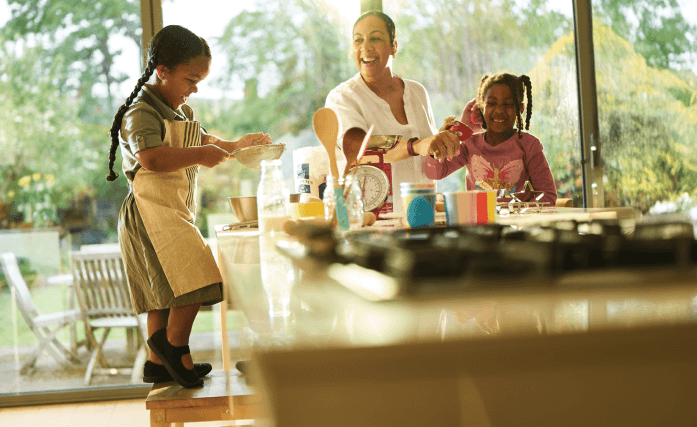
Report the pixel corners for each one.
[132,119,222,297]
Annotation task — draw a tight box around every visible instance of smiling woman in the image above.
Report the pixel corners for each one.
[325,10,461,216]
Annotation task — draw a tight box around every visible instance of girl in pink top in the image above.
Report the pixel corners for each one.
[425,73,557,206]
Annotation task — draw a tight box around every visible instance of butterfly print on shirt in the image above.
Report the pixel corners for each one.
[471,155,524,191]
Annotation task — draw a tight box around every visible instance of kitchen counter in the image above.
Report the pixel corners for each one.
[217,207,694,341]
[215,208,697,426]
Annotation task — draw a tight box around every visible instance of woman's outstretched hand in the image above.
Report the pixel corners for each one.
[414,130,460,162]
[461,98,484,133]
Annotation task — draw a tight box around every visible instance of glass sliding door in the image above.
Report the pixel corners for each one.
[590,0,697,213]
[0,0,149,399]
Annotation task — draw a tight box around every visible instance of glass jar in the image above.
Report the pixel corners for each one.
[344,174,364,230]
[323,175,350,231]
[257,159,290,233]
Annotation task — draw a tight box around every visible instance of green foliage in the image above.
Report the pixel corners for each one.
[0,256,37,293]
[2,0,141,109]
[589,20,697,210]
[391,0,572,115]
[1,1,133,230]
[527,17,697,210]
[212,0,354,137]
[594,0,697,70]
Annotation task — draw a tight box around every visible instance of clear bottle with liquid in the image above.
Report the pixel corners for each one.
[257,159,290,233]
[344,174,364,230]
[323,175,351,231]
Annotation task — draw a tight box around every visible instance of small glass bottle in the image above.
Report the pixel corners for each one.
[344,174,364,230]
[257,159,290,233]
[323,175,350,230]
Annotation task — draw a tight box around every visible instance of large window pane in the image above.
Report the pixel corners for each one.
[162,0,359,235]
[384,0,582,202]
[0,0,146,395]
[592,0,697,213]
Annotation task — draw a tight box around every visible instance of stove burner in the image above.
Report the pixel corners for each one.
[333,218,697,295]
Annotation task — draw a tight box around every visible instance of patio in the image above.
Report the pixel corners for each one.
[0,329,238,395]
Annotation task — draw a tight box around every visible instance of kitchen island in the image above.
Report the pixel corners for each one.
[215,208,697,427]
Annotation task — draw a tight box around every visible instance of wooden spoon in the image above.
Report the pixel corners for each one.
[312,108,340,178]
[343,124,374,198]
[341,128,365,178]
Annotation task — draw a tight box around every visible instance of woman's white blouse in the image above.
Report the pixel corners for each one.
[325,73,437,213]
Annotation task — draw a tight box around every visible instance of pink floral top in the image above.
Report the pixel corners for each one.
[425,132,557,206]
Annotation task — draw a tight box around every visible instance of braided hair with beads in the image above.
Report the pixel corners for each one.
[475,73,533,139]
[106,25,211,181]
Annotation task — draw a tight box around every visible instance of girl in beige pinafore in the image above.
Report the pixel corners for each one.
[106,25,271,388]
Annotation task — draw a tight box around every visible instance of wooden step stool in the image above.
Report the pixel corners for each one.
[146,371,260,426]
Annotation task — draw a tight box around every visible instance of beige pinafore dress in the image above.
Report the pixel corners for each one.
[119,118,223,314]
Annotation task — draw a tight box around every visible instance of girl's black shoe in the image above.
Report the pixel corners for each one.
[143,360,212,383]
[147,327,204,388]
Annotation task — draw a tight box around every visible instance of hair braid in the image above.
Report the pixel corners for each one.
[106,56,157,181]
[515,95,523,139]
[520,74,532,131]
[477,74,490,129]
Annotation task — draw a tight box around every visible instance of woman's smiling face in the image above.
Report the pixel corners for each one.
[482,83,521,134]
[352,15,396,79]
[156,55,211,110]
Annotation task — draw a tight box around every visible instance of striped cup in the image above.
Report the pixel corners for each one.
[442,191,496,226]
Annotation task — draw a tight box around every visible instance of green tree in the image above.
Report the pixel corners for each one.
[2,0,142,113]
[594,0,697,70]
[391,0,571,116]
[0,40,127,227]
[212,0,353,137]
[1,0,134,233]
[531,20,697,210]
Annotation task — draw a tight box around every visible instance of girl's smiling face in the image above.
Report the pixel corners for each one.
[155,55,211,109]
[482,83,522,134]
[352,15,396,79]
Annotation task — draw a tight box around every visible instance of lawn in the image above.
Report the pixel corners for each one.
[0,284,241,349]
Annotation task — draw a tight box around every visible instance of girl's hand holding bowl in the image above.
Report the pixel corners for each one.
[198,144,230,168]
[236,132,272,150]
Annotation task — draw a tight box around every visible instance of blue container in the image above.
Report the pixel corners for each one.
[400,182,436,228]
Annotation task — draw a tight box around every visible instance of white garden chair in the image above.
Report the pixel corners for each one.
[1,252,81,374]
[69,250,148,385]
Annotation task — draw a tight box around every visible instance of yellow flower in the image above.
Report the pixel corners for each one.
[18,176,31,187]
[33,172,41,181]
[7,190,15,198]
[45,174,56,187]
